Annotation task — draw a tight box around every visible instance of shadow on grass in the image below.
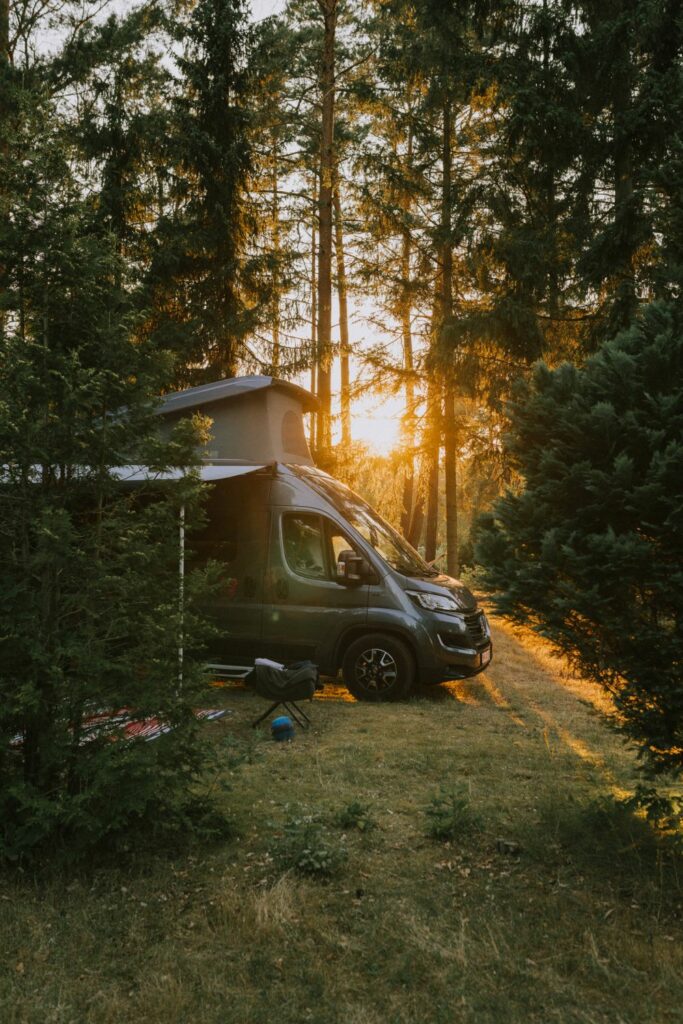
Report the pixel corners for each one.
[411,676,493,705]
[523,793,682,916]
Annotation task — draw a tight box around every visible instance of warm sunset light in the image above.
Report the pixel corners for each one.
[3,3,681,1020]
[334,389,404,454]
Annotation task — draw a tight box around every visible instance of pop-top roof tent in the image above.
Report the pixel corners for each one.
[156,375,318,469]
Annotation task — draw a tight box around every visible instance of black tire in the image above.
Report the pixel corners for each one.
[341,633,414,702]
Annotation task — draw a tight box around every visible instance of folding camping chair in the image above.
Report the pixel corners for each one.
[245,659,322,729]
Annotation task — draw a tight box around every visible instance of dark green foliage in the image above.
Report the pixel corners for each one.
[146,0,262,383]
[332,799,375,832]
[0,82,222,865]
[424,787,479,841]
[477,301,683,777]
[270,810,348,878]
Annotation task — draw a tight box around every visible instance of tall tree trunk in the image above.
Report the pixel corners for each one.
[333,165,351,446]
[1,0,11,343]
[400,127,415,537]
[424,375,440,564]
[612,62,636,333]
[439,96,458,577]
[0,0,9,63]
[444,389,458,577]
[408,460,426,549]
[316,0,337,450]
[542,0,559,318]
[271,132,280,370]
[424,446,439,563]
[309,173,318,450]
[400,278,415,535]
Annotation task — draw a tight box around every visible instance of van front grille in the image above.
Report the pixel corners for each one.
[464,612,488,649]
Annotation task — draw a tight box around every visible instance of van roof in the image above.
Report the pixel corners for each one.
[157,375,318,416]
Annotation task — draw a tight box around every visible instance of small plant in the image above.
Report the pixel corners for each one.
[332,800,375,832]
[271,812,348,878]
[424,788,479,842]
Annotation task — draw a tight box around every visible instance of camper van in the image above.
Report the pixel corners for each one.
[157,376,492,701]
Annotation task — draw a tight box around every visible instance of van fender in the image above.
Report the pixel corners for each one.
[333,624,419,676]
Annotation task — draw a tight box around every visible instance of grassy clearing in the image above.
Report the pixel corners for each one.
[1,616,682,1024]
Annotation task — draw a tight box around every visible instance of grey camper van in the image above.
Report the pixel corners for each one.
[158,376,492,701]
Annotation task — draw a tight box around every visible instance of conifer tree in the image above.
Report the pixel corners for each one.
[248,12,306,375]
[0,74,222,861]
[146,0,261,383]
[477,301,683,780]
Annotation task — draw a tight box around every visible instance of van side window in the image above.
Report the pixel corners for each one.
[189,484,239,568]
[283,514,327,579]
[281,409,310,458]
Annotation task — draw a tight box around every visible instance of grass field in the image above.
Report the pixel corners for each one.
[1,615,682,1024]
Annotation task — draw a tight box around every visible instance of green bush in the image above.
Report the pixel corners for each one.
[270,812,348,878]
[477,302,683,780]
[0,89,225,865]
[332,800,376,832]
[424,788,479,842]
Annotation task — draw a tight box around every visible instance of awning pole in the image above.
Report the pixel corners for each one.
[178,503,185,690]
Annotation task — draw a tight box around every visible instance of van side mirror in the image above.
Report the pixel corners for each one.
[336,548,371,585]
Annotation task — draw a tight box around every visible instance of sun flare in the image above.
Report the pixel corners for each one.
[336,390,404,455]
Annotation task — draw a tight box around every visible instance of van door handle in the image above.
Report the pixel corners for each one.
[275,578,289,600]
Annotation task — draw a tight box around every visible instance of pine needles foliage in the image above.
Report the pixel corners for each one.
[0,81,223,867]
[477,301,683,781]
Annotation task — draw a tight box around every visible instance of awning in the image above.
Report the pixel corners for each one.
[112,463,267,484]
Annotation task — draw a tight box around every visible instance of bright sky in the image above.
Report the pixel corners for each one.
[250,0,286,20]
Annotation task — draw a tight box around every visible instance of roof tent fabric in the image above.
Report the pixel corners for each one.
[156,375,317,467]
[157,375,318,416]
[112,463,267,483]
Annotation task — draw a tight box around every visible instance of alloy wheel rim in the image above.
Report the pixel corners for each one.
[355,648,398,692]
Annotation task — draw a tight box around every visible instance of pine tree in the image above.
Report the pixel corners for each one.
[0,47,220,864]
[477,301,683,781]
[147,0,260,383]
[248,12,308,376]
[355,0,436,542]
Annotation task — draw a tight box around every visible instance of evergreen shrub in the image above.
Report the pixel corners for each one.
[477,302,683,780]
[0,83,223,865]
[270,811,348,878]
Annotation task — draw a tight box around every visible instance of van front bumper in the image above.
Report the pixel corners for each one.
[435,632,492,677]
[417,616,493,684]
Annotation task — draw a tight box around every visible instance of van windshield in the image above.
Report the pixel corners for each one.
[294,468,437,578]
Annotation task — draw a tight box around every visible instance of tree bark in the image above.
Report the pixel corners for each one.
[309,172,318,450]
[271,131,280,370]
[439,96,458,576]
[0,0,9,63]
[407,462,425,549]
[399,128,415,537]
[333,165,351,445]
[316,0,337,450]
[542,0,559,318]
[612,44,636,334]
[444,389,458,577]
[424,376,440,563]
[0,0,11,343]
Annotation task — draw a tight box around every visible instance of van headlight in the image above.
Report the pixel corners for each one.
[406,590,462,614]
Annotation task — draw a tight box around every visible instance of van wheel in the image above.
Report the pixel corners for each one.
[342,633,414,702]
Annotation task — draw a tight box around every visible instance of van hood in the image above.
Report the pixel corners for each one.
[402,573,478,612]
